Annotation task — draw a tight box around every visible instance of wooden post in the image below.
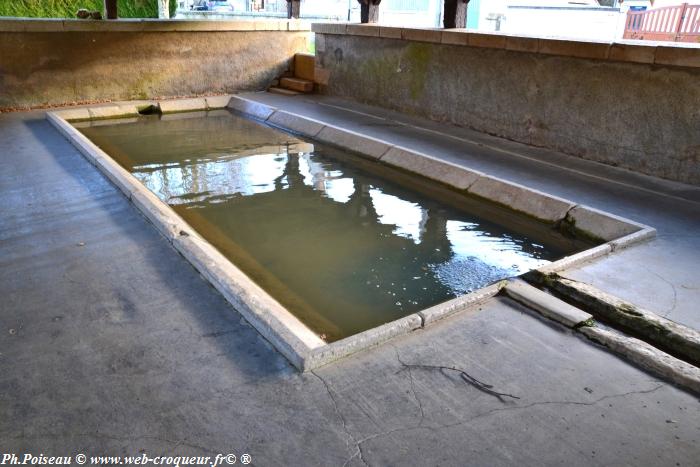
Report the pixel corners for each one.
[359,0,381,24]
[104,0,118,19]
[443,0,469,29]
[673,3,689,42]
[287,0,300,19]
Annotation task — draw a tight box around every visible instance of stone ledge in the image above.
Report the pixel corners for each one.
[311,22,700,69]
[0,18,310,32]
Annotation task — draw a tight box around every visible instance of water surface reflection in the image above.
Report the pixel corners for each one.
[80,111,585,341]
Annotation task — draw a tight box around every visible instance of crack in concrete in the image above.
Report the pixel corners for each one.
[393,347,426,427]
[310,370,369,467]
[642,266,678,318]
[201,328,245,338]
[349,384,665,457]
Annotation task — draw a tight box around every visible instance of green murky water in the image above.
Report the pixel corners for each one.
[79,110,592,341]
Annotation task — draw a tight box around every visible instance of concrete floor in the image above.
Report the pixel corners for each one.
[1,102,699,466]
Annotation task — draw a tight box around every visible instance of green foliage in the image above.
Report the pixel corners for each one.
[0,0,179,19]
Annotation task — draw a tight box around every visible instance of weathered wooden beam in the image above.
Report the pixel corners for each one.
[287,0,301,19]
[359,0,381,24]
[443,0,469,29]
[104,0,118,19]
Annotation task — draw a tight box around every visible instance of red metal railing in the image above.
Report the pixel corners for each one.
[624,3,700,43]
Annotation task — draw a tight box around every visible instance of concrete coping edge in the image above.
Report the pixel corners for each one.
[311,22,700,69]
[52,96,234,122]
[0,18,311,32]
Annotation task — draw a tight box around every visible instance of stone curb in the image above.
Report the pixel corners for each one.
[580,326,700,395]
[305,314,423,371]
[172,234,323,370]
[419,281,505,325]
[504,279,592,328]
[535,243,613,275]
[610,227,657,252]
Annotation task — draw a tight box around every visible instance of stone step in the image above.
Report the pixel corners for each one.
[294,53,315,81]
[268,87,301,96]
[279,77,314,93]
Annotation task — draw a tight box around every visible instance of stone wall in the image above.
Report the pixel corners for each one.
[0,19,309,110]
[313,24,700,186]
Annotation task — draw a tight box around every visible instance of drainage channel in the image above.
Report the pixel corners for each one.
[501,277,700,395]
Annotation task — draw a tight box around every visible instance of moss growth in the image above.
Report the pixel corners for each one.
[557,214,605,244]
[576,317,596,328]
[618,303,643,317]
[404,43,431,100]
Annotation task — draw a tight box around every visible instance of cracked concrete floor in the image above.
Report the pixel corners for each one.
[1,110,699,466]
